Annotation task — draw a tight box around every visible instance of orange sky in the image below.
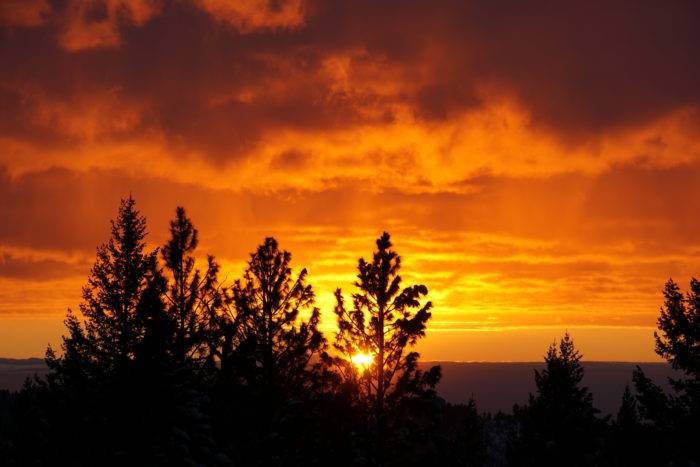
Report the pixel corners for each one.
[1,0,700,360]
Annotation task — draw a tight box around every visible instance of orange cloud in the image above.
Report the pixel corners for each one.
[1,0,700,361]
[197,0,306,32]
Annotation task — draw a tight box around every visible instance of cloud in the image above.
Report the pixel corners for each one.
[197,0,306,32]
[1,0,699,359]
[0,0,698,181]
[58,0,161,51]
[0,0,50,27]
[0,248,87,280]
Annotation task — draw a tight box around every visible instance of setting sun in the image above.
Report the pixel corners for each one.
[350,352,375,371]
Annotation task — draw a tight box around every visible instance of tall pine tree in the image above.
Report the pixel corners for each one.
[47,196,157,373]
[332,232,440,459]
[227,237,325,395]
[161,207,220,366]
[208,237,326,464]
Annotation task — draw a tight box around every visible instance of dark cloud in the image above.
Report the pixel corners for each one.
[0,0,697,163]
[0,252,86,280]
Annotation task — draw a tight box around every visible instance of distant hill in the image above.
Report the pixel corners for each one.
[0,359,677,415]
[421,361,677,415]
[0,358,48,391]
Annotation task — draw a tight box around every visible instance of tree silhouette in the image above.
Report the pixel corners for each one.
[217,237,325,395]
[39,198,163,462]
[17,201,700,464]
[59,197,157,369]
[161,207,220,366]
[41,198,224,464]
[616,385,640,429]
[631,278,700,464]
[655,278,700,381]
[207,237,326,464]
[604,385,647,466]
[332,232,440,458]
[509,333,604,466]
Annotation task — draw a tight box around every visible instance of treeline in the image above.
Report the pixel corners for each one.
[0,198,697,466]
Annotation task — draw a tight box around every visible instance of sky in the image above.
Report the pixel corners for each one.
[1,0,699,361]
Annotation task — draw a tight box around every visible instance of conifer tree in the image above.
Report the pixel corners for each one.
[655,278,700,380]
[41,197,172,463]
[161,207,220,366]
[333,232,441,441]
[222,237,325,395]
[604,385,646,466]
[616,385,640,429]
[632,278,700,463]
[205,237,326,464]
[509,333,604,466]
[48,197,157,373]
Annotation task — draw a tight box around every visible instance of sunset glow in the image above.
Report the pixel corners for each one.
[351,352,375,371]
[1,1,699,362]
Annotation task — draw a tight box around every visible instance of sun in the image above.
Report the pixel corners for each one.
[351,352,374,371]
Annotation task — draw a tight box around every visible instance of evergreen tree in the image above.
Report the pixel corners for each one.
[655,278,700,377]
[632,278,700,463]
[604,385,646,466]
[70,196,156,369]
[332,232,441,459]
[509,333,604,466]
[45,196,160,384]
[39,197,165,463]
[209,237,326,464]
[616,385,640,429]
[161,207,220,366]
[225,236,325,394]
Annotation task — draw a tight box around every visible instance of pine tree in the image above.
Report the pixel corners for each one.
[616,385,640,429]
[509,333,604,466]
[604,385,646,466]
[77,196,157,368]
[40,197,168,462]
[43,199,224,464]
[207,237,326,464]
[655,278,700,382]
[632,278,700,463]
[161,207,220,366]
[225,237,325,395]
[332,232,441,458]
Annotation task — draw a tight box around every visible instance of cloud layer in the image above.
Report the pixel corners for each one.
[1,0,699,359]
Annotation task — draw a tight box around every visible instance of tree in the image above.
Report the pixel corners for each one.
[631,278,700,464]
[616,385,640,429]
[161,207,220,366]
[332,232,441,457]
[71,196,157,368]
[605,385,646,466]
[40,198,169,463]
[509,333,604,466]
[206,237,327,464]
[42,199,225,464]
[220,237,325,395]
[655,278,700,383]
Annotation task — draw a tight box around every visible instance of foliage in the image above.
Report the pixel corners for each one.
[630,278,700,464]
[509,333,605,466]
